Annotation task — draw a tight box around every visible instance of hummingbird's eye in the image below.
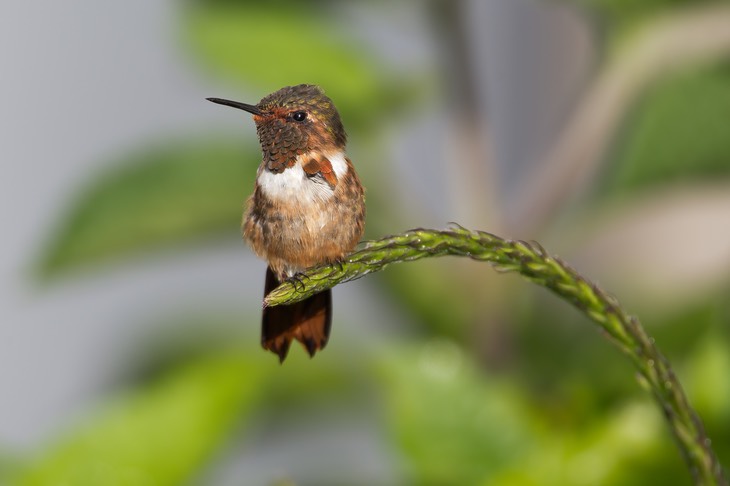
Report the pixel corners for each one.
[292,111,308,122]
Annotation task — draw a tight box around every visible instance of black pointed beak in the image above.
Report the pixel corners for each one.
[206,97,264,116]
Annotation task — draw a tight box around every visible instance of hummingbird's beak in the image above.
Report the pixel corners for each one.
[206,97,264,116]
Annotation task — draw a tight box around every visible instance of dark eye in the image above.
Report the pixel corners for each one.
[292,111,307,122]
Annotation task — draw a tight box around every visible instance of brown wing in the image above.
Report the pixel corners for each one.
[302,154,337,188]
[262,267,332,362]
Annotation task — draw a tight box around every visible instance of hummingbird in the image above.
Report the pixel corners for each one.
[207,84,366,362]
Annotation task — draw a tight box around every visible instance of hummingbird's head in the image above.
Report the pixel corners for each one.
[208,84,347,172]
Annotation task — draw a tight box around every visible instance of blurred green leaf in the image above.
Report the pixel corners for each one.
[38,138,259,277]
[605,63,730,195]
[183,1,420,131]
[376,340,538,485]
[680,326,730,474]
[687,334,730,419]
[490,400,684,486]
[684,327,730,466]
[13,351,266,486]
[376,340,698,485]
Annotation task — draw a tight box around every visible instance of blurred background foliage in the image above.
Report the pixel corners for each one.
[5,0,730,485]
[604,62,730,195]
[39,140,260,275]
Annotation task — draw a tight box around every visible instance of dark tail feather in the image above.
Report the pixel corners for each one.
[262,267,332,362]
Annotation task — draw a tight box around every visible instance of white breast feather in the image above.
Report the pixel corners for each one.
[327,151,349,179]
[258,151,349,205]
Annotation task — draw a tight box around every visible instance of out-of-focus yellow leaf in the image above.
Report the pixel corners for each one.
[38,138,259,277]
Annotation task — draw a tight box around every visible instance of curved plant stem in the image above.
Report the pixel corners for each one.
[265,226,727,485]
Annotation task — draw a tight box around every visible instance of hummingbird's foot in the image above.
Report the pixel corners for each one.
[333,259,345,274]
[288,272,309,292]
